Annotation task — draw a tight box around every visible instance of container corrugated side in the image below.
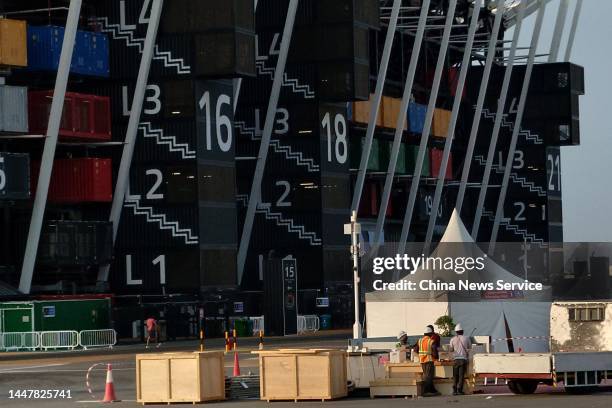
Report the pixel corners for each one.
[0,85,28,133]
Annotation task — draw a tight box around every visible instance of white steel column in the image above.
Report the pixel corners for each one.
[455,1,505,215]
[19,0,83,294]
[237,0,299,282]
[398,0,458,255]
[424,0,482,253]
[548,0,568,62]
[471,0,526,238]
[371,0,431,251]
[350,0,403,213]
[489,0,547,254]
[98,0,164,282]
[564,0,583,62]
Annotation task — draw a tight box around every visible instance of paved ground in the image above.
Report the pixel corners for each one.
[1,332,611,407]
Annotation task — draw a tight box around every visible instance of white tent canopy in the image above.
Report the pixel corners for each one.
[365,210,551,352]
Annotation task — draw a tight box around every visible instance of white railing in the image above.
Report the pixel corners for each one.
[250,316,264,335]
[40,331,79,350]
[0,332,41,351]
[297,315,320,334]
[78,329,117,349]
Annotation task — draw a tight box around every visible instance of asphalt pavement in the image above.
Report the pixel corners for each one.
[1,331,611,407]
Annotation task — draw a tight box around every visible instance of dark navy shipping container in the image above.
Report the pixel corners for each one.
[26,26,109,77]
[0,152,30,200]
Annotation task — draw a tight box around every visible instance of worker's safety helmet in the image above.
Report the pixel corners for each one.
[397,330,407,340]
[424,326,433,334]
[455,323,463,332]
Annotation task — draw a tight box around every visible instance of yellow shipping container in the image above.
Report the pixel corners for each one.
[0,19,27,67]
[432,108,451,138]
[382,97,407,130]
[352,94,383,127]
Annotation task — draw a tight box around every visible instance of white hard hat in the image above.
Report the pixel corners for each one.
[397,331,407,339]
[455,323,463,332]
[425,326,433,334]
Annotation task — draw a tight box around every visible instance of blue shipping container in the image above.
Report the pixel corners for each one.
[408,102,426,134]
[26,26,109,77]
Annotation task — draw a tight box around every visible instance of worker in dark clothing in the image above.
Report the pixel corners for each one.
[414,326,440,397]
[427,324,441,350]
[449,323,472,395]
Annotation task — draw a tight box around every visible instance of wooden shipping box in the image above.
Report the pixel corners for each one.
[386,361,455,379]
[0,19,27,67]
[255,349,347,401]
[352,95,384,126]
[136,351,225,404]
[432,108,452,138]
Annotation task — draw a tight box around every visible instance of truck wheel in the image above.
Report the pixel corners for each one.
[516,380,538,394]
[507,381,520,394]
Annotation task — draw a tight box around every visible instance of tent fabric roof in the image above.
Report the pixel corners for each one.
[366,209,551,301]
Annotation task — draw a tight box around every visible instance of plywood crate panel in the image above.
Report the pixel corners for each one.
[136,351,225,404]
[256,349,347,401]
[386,361,454,379]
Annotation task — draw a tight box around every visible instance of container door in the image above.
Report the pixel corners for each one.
[2,308,33,332]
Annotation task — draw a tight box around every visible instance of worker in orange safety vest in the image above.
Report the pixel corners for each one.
[414,326,440,397]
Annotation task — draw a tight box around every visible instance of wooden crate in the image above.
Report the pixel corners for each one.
[255,349,347,401]
[136,351,225,404]
[386,361,454,379]
[369,378,421,398]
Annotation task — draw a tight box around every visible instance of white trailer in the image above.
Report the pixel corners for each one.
[472,301,612,394]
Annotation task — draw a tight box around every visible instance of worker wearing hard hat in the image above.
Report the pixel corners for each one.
[449,323,472,395]
[396,331,408,348]
[414,326,440,397]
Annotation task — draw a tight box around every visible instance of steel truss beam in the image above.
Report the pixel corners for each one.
[423,0,483,254]
[489,0,547,254]
[471,0,526,239]
[398,0,458,256]
[19,0,83,294]
[237,0,299,283]
[98,0,164,283]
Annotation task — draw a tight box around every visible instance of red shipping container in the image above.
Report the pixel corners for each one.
[357,181,392,218]
[448,66,466,100]
[430,148,453,180]
[28,91,111,141]
[31,158,112,202]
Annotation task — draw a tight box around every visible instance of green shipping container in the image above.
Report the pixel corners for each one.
[0,302,34,332]
[378,140,391,171]
[350,137,380,171]
[404,145,430,177]
[33,299,111,332]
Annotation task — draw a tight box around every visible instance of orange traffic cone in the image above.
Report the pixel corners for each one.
[102,364,120,403]
[232,351,241,377]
